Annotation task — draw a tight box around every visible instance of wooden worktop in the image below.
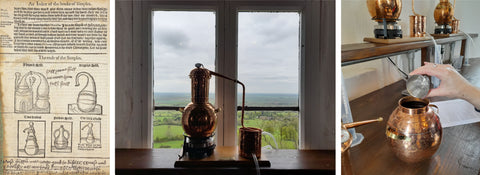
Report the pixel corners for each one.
[342,33,478,65]
[116,148,335,175]
[343,80,480,174]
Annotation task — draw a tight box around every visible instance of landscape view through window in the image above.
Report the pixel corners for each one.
[153,11,300,149]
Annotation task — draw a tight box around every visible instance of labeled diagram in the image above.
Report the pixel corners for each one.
[14,71,50,114]
[79,121,101,150]
[52,122,72,153]
[69,72,102,115]
[18,120,45,158]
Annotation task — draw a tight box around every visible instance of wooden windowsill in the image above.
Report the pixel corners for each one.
[116,148,335,175]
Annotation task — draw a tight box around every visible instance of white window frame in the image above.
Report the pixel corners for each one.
[132,0,332,150]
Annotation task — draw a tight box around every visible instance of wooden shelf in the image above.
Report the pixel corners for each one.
[342,33,478,66]
[116,149,335,175]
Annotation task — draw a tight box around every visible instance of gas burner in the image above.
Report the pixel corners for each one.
[374,21,402,39]
[434,24,453,34]
[180,134,216,159]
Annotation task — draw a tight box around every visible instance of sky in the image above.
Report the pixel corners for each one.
[152,11,300,94]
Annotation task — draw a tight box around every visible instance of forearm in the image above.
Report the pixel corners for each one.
[461,84,480,110]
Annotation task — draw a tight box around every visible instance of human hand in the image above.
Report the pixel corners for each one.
[409,62,472,99]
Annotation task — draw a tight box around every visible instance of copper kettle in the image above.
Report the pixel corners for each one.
[367,0,402,22]
[386,96,442,163]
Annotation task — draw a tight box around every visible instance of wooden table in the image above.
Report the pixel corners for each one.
[342,80,480,175]
[342,34,478,66]
[116,149,335,175]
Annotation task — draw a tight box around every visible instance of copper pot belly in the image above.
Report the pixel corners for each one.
[366,0,402,22]
[386,96,442,163]
[434,0,454,25]
[182,102,217,137]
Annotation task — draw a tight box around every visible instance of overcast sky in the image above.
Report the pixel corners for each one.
[153,11,300,94]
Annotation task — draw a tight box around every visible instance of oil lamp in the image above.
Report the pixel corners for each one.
[434,0,454,34]
[366,0,403,39]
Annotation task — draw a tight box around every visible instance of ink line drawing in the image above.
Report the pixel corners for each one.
[52,122,72,153]
[15,71,50,114]
[69,72,102,115]
[79,121,101,149]
[18,120,45,158]
[82,122,96,144]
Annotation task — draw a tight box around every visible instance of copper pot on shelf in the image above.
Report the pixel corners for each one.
[434,0,454,26]
[386,96,442,163]
[366,0,402,22]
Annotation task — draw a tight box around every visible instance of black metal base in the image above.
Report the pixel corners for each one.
[434,25,453,34]
[374,29,403,39]
[180,134,216,159]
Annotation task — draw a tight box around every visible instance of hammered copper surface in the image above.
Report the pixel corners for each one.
[367,0,402,22]
[410,15,426,37]
[239,127,262,159]
[452,19,460,34]
[434,0,454,25]
[181,65,218,138]
[386,96,442,163]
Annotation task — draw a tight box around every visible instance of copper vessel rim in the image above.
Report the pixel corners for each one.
[398,96,430,114]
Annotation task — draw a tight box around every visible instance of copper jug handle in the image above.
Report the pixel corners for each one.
[429,104,439,114]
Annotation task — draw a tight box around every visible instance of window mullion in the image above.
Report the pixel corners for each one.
[217,2,239,147]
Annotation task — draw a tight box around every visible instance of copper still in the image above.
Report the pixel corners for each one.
[386,96,442,163]
[366,0,403,39]
[180,63,219,159]
[434,0,454,34]
[180,63,261,160]
[341,117,383,153]
[181,64,218,138]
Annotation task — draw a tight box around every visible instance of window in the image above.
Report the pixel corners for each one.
[152,11,216,148]
[136,0,331,150]
[237,12,300,149]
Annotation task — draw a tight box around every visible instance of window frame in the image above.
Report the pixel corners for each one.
[137,0,330,150]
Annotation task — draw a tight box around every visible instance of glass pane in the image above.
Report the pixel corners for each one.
[152,11,215,148]
[237,111,299,149]
[237,12,300,149]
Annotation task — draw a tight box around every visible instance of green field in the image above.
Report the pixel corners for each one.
[153,93,299,149]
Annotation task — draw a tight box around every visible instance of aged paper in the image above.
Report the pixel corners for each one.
[0,0,109,174]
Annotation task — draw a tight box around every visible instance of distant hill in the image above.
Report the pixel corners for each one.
[154,92,298,107]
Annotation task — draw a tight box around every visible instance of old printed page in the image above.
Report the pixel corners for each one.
[0,0,110,174]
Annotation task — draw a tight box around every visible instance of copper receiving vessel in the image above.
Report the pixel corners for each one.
[434,0,454,25]
[181,64,218,138]
[366,0,402,22]
[386,96,442,163]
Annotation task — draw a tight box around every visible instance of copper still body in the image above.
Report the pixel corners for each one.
[181,65,218,138]
[366,0,402,22]
[434,0,454,26]
[386,96,442,163]
[366,0,403,39]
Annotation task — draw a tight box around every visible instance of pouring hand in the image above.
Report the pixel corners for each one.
[410,62,480,109]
